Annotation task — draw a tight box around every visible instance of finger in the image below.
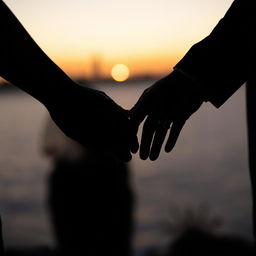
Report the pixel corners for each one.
[129,90,149,128]
[149,122,171,161]
[129,99,148,154]
[165,120,185,153]
[130,134,139,154]
[129,122,140,154]
[140,116,158,160]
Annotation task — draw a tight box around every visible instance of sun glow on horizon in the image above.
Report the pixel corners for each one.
[3,0,234,77]
[111,64,130,82]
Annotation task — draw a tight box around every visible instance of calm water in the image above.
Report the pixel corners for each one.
[0,81,253,253]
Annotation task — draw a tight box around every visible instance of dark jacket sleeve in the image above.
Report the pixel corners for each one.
[175,0,255,108]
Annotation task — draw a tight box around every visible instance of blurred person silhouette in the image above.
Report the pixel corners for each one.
[41,115,133,256]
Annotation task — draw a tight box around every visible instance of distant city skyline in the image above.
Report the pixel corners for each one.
[3,0,233,79]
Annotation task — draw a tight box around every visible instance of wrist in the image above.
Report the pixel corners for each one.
[171,69,205,102]
[38,74,78,108]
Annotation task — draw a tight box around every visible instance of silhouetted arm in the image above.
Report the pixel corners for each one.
[0,1,135,161]
[0,0,74,105]
[130,0,254,160]
[175,0,255,107]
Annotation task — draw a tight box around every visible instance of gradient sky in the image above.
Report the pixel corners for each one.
[4,0,234,78]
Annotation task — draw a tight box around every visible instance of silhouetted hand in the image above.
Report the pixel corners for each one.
[130,71,204,160]
[46,82,136,162]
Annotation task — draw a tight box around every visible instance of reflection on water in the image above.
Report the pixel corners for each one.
[0,81,253,253]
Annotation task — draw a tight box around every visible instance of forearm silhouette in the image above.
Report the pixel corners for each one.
[0,1,136,161]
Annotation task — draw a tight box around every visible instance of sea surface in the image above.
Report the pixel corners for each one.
[0,81,253,254]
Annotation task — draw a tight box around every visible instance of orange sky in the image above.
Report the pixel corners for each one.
[4,0,234,79]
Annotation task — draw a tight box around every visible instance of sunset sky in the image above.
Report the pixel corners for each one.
[4,0,233,79]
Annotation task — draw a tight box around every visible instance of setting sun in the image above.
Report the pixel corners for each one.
[111,64,130,82]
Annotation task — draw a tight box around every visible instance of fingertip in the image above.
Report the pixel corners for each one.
[125,153,132,162]
[165,121,185,153]
[165,144,173,153]
[165,139,176,152]
[131,147,138,154]
[130,137,139,154]
[150,124,170,161]
[140,151,149,160]
[139,141,149,160]
[149,153,158,161]
[139,117,157,161]
[149,148,158,161]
